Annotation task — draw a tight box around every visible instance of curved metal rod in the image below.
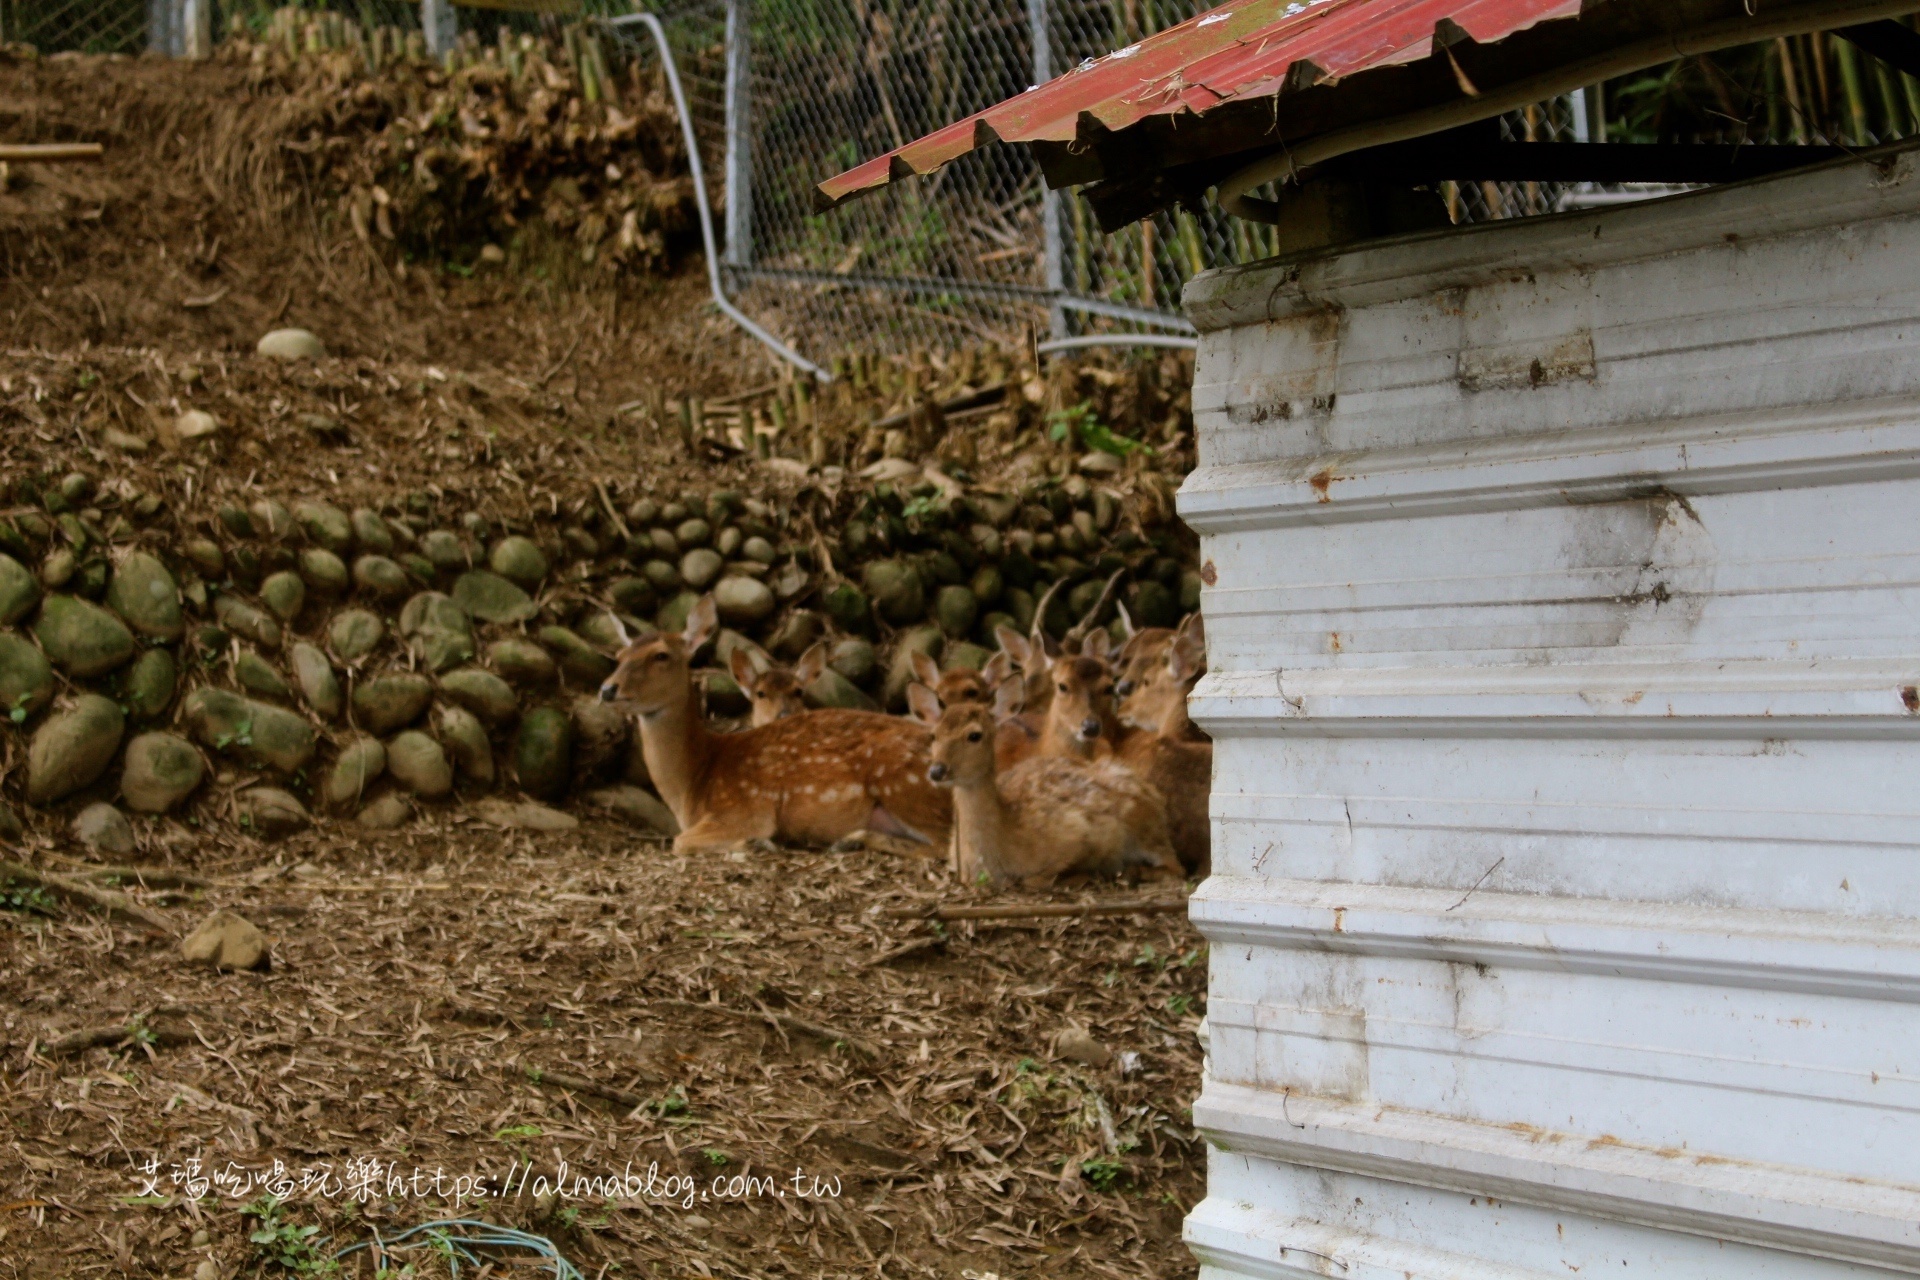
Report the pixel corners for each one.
[607,12,830,382]
[1038,333,1198,354]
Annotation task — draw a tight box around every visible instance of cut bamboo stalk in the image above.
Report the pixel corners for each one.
[1835,36,1873,144]
[0,143,104,163]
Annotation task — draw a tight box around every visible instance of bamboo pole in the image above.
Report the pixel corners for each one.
[1834,36,1872,144]
[1776,37,1809,143]
[0,143,103,163]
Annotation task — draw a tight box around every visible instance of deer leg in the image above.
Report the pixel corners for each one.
[672,813,773,856]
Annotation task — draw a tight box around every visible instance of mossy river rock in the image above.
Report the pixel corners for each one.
[239,787,310,838]
[435,703,494,783]
[73,802,135,855]
[121,731,205,813]
[353,555,411,600]
[452,570,535,623]
[295,500,354,553]
[27,694,125,805]
[0,552,39,626]
[260,571,307,622]
[680,548,724,591]
[488,637,556,686]
[290,643,342,719]
[328,609,385,662]
[713,575,775,627]
[104,552,182,640]
[300,548,351,595]
[514,705,573,801]
[489,536,550,589]
[214,595,283,648]
[0,633,55,721]
[438,667,518,725]
[236,650,292,701]
[351,508,394,554]
[34,596,136,677]
[325,737,386,809]
[388,730,453,798]
[351,672,433,735]
[183,688,316,774]
[537,626,615,686]
[120,648,177,720]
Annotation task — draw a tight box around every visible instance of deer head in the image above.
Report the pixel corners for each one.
[1045,652,1119,756]
[927,702,997,787]
[729,640,828,727]
[601,596,717,715]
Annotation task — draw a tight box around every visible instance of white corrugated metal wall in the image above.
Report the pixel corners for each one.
[1177,147,1920,1278]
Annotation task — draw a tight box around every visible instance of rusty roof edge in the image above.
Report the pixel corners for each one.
[1214,0,1920,221]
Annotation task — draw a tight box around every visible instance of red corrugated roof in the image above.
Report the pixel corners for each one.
[818,0,1581,206]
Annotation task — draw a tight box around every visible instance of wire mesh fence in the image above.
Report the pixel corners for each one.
[11,1,1920,362]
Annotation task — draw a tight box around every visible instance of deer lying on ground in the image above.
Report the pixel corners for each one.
[1038,628,1213,875]
[729,642,829,727]
[601,598,949,855]
[1115,611,1206,740]
[907,649,1006,710]
[921,699,1181,888]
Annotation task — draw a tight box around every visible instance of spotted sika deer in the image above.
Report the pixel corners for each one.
[730,642,829,727]
[601,599,950,854]
[1116,612,1206,740]
[907,650,1004,710]
[923,701,1180,888]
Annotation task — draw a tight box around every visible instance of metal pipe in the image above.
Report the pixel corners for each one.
[1037,334,1197,353]
[723,0,752,269]
[421,0,454,58]
[608,11,829,382]
[1029,0,1066,339]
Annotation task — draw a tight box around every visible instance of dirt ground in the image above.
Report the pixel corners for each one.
[2,820,1206,1279]
[1,44,1209,1280]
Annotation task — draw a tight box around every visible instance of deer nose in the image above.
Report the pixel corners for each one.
[598,682,618,703]
[1079,717,1101,739]
[1115,679,1135,696]
[927,762,950,783]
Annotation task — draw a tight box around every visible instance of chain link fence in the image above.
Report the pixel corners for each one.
[14,1,1919,362]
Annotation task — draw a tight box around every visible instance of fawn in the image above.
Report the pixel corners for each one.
[730,642,829,727]
[1116,611,1206,739]
[1041,631,1213,875]
[923,701,1181,888]
[600,598,950,855]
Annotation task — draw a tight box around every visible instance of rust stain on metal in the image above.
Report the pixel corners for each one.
[1308,468,1336,501]
[1901,685,1918,713]
[1200,560,1218,586]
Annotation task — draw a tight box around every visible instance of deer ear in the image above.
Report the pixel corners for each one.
[992,676,1026,721]
[606,611,632,648]
[1170,632,1205,683]
[910,651,940,687]
[906,682,943,727]
[1114,598,1136,641]
[1083,628,1112,662]
[794,641,829,687]
[1178,611,1206,646]
[995,626,1030,667]
[728,648,758,691]
[981,650,1011,689]
[685,595,719,655]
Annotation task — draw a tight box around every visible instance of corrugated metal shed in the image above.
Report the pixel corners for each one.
[817,0,1578,206]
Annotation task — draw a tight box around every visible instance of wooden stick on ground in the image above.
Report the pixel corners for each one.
[0,143,104,163]
[47,859,214,890]
[525,1066,647,1110]
[657,999,880,1059]
[887,898,1190,922]
[39,1007,199,1058]
[0,859,174,932]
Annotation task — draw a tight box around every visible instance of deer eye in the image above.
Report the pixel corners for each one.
[1056,682,1069,693]
[966,730,983,742]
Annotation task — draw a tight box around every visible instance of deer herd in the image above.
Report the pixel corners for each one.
[598,575,1210,889]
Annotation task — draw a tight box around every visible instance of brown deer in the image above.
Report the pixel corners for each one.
[906,649,1005,710]
[729,642,829,728]
[923,700,1181,888]
[1116,611,1206,740]
[1041,632,1213,876]
[601,598,950,855]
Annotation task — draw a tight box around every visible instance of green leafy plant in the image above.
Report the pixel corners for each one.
[1079,1157,1124,1191]
[494,1123,544,1140]
[1048,400,1154,459]
[652,1086,690,1117]
[0,879,57,916]
[1165,994,1195,1017]
[244,1196,336,1275]
[702,1148,731,1166]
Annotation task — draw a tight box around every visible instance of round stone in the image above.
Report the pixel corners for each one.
[259,571,306,622]
[513,705,574,801]
[104,552,182,640]
[299,547,351,595]
[435,703,494,784]
[679,548,724,591]
[934,584,978,638]
[863,559,927,627]
[120,646,176,720]
[33,595,136,676]
[121,732,204,813]
[827,637,877,687]
[238,787,309,838]
[250,498,295,541]
[289,643,342,720]
[352,555,410,600]
[822,584,870,633]
[357,794,412,830]
[675,518,712,548]
[72,802,135,855]
[213,595,282,648]
[256,328,326,360]
[488,638,556,687]
[0,632,55,722]
[183,539,226,580]
[26,694,125,805]
[324,737,386,809]
[741,536,776,565]
[438,668,519,726]
[294,501,354,554]
[712,576,775,628]
[421,529,469,572]
[386,730,452,798]
[642,559,682,591]
[328,609,385,662]
[0,552,42,629]
[452,570,535,624]
[488,536,550,590]
[537,626,615,686]
[351,672,433,735]
[351,508,394,555]
[235,650,291,702]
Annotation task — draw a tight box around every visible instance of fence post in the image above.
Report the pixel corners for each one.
[147,0,171,55]
[182,0,210,57]
[1029,0,1066,338]
[421,0,455,58]
[724,0,752,269]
